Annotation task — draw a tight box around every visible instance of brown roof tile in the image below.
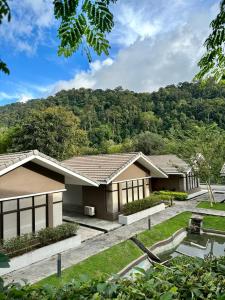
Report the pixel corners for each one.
[148,154,190,174]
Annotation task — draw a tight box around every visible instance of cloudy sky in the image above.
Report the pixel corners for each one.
[0,0,220,105]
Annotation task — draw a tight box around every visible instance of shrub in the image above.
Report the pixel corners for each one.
[37,223,78,245]
[0,256,225,299]
[154,191,188,201]
[2,234,34,254]
[122,196,164,216]
[1,223,79,255]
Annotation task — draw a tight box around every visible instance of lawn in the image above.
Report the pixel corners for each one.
[38,212,191,287]
[203,215,225,231]
[197,201,225,211]
[38,212,225,287]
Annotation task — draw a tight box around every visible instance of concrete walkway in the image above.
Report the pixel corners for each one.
[3,197,224,285]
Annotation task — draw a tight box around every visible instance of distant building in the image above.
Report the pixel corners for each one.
[148,154,200,193]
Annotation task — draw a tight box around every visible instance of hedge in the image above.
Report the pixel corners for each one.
[154,191,188,201]
[0,223,79,257]
[122,194,170,216]
[1,256,225,299]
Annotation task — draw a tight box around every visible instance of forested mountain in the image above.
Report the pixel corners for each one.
[0,80,225,163]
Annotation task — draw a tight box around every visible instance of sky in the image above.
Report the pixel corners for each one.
[0,0,220,106]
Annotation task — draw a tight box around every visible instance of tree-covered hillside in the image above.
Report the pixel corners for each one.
[0,80,225,175]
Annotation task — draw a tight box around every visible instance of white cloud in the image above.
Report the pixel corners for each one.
[0,0,55,54]
[52,58,114,93]
[50,1,217,93]
[17,94,33,103]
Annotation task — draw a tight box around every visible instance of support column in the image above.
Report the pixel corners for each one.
[118,182,123,211]
[47,193,54,228]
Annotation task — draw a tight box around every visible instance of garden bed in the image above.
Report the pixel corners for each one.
[0,234,81,276]
[118,203,165,225]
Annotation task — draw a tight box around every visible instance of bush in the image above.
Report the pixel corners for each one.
[122,195,166,216]
[37,223,78,245]
[154,191,188,201]
[2,234,34,254]
[1,256,225,299]
[1,223,79,255]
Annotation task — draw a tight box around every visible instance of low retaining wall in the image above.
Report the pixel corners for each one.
[150,228,187,255]
[118,203,165,225]
[0,234,81,276]
[118,228,187,277]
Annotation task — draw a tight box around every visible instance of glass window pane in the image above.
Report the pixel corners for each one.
[121,182,127,189]
[20,197,32,209]
[138,179,144,185]
[20,210,32,234]
[122,190,127,204]
[35,207,46,231]
[133,180,138,187]
[4,213,17,239]
[133,187,138,201]
[34,195,46,206]
[127,181,132,188]
[128,189,133,202]
[53,192,62,203]
[3,200,17,212]
[139,186,144,199]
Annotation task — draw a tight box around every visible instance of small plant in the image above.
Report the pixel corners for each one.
[3,234,34,253]
[154,191,188,201]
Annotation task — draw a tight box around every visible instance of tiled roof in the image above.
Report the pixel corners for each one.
[0,150,98,185]
[221,163,225,175]
[148,154,191,174]
[63,152,140,183]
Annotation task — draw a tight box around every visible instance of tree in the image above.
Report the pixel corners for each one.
[0,126,14,153]
[10,107,89,159]
[196,0,225,81]
[0,0,117,74]
[134,131,166,155]
[0,0,10,74]
[171,124,225,206]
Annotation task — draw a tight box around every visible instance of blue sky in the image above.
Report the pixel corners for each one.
[0,0,220,106]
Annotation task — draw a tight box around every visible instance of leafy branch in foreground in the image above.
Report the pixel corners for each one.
[54,0,117,61]
[196,0,225,81]
[0,0,11,74]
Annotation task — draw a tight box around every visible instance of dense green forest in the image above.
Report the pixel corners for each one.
[0,80,225,182]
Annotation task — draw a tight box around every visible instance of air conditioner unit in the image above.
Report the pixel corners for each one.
[84,206,95,216]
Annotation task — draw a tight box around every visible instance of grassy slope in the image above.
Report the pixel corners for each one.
[197,201,225,211]
[38,212,191,287]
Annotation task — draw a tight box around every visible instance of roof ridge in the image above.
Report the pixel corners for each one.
[65,152,139,160]
[0,150,36,157]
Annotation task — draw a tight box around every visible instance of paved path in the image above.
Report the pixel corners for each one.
[3,196,224,285]
[191,208,225,217]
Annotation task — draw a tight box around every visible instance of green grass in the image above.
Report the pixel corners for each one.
[38,212,191,287]
[197,201,225,211]
[38,240,142,287]
[37,212,225,287]
[203,215,225,231]
[137,212,191,247]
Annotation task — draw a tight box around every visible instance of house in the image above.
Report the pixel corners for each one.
[148,154,200,193]
[63,152,167,221]
[0,150,97,239]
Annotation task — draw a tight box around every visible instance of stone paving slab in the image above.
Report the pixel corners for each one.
[191,208,225,217]
[64,213,122,232]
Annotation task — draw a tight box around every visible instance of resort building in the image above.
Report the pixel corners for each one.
[63,152,168,220]
[0,150,97,239]
[148,154,200,193]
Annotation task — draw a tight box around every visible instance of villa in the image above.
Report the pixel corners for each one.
[63,152,168,221]
[148,154,200,194]
[0,150,97,239]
